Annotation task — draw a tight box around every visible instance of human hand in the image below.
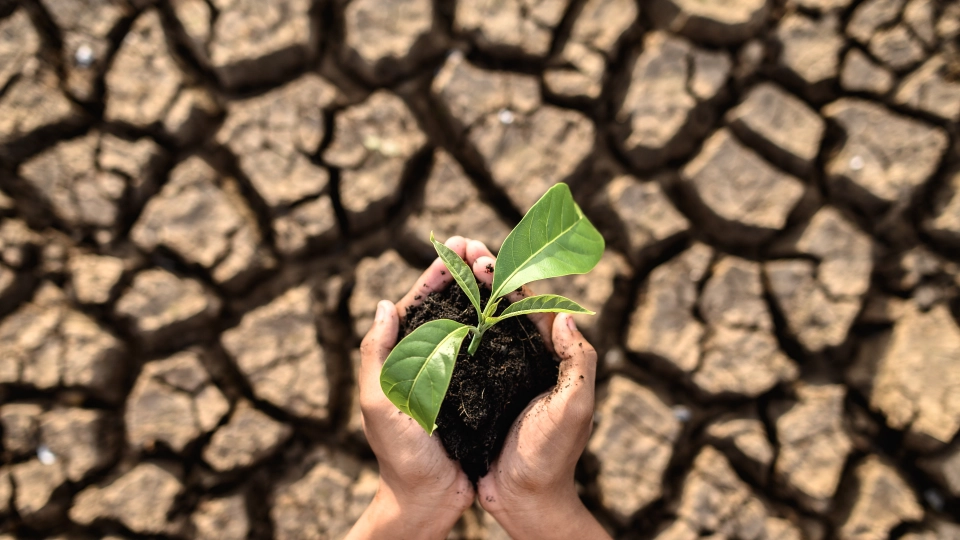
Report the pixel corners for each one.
[467,241,611,540]
[347,236,478,540]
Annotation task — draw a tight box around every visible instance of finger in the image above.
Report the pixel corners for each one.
[465,239,495,267]
[396,236,467,316]
[472,256,555,353]
[472,255,496,288]
[548,314,597,424]
[359,300,400,406]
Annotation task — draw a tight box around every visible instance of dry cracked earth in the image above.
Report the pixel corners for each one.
[1,0,960,538]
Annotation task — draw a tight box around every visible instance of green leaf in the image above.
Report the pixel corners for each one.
[487,294,593,324]
[431,232,482,321]
[491,183,605,301]
[380,319,471,435]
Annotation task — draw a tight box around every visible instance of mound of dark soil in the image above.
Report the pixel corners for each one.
[400,283,558,482]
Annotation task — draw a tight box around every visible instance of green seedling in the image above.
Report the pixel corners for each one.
[379,183,605,434]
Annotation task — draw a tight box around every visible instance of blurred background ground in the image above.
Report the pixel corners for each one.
[1,0,960,538]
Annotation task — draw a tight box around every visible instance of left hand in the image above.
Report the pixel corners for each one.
[347,236,482,540]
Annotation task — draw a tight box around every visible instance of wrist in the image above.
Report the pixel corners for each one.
[489,486,604,540]
[350,482,460,540]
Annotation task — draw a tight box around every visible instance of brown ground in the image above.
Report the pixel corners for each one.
[1,0,959,538]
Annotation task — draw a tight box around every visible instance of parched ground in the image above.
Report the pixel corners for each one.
[1,0,959,538]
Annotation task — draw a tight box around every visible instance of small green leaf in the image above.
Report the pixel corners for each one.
[431,232,482,321]
[488,294,593,324]
[491,183,605,301]
[380,319,471,435]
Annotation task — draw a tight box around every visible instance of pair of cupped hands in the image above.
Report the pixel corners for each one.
[346,237,611,540]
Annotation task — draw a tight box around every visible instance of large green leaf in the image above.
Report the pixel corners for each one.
[380,319,471,435]
[431,232,482,320]
[490,183,605,302]
[487,294,593,325]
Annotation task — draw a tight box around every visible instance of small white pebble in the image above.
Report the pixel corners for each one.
[498,109,514,125]
[362,135,381,151]
[75,44,95,68]
[603,348,626,370]
[924,488,944,511]
[381,140,399,157]
[672,405,691,422]
[849,155,864,171]
[37,444,57,465]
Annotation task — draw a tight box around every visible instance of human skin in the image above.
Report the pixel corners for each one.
[346,237,611,540]
[470,241,612,540]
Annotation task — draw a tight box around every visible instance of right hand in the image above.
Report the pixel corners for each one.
[465,240,611,540]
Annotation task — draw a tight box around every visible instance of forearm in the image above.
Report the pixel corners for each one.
[490,491,612,540]
[345,484,458,540]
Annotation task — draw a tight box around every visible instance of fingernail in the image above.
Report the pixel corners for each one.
[375,301,388,322]
[566,314,577,332]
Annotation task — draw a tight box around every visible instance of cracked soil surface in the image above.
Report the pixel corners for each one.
[1,0,960,538]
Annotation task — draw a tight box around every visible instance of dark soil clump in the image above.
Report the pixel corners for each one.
[400,283,558,482]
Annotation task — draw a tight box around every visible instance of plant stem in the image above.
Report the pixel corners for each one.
[482,297,500,320]
[467,330,483,355]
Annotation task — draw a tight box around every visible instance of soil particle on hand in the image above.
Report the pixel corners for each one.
[400,284,556,482]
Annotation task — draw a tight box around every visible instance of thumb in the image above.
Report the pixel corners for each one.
[549,314,597,421]
[359,300,400,404]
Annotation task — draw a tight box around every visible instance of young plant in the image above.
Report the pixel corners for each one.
[380,183,605,434]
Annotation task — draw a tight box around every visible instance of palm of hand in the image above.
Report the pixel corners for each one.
[479,397,553,505]
[478,389,589,506]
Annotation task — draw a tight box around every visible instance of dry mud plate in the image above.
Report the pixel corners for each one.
[1,0,960,538]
